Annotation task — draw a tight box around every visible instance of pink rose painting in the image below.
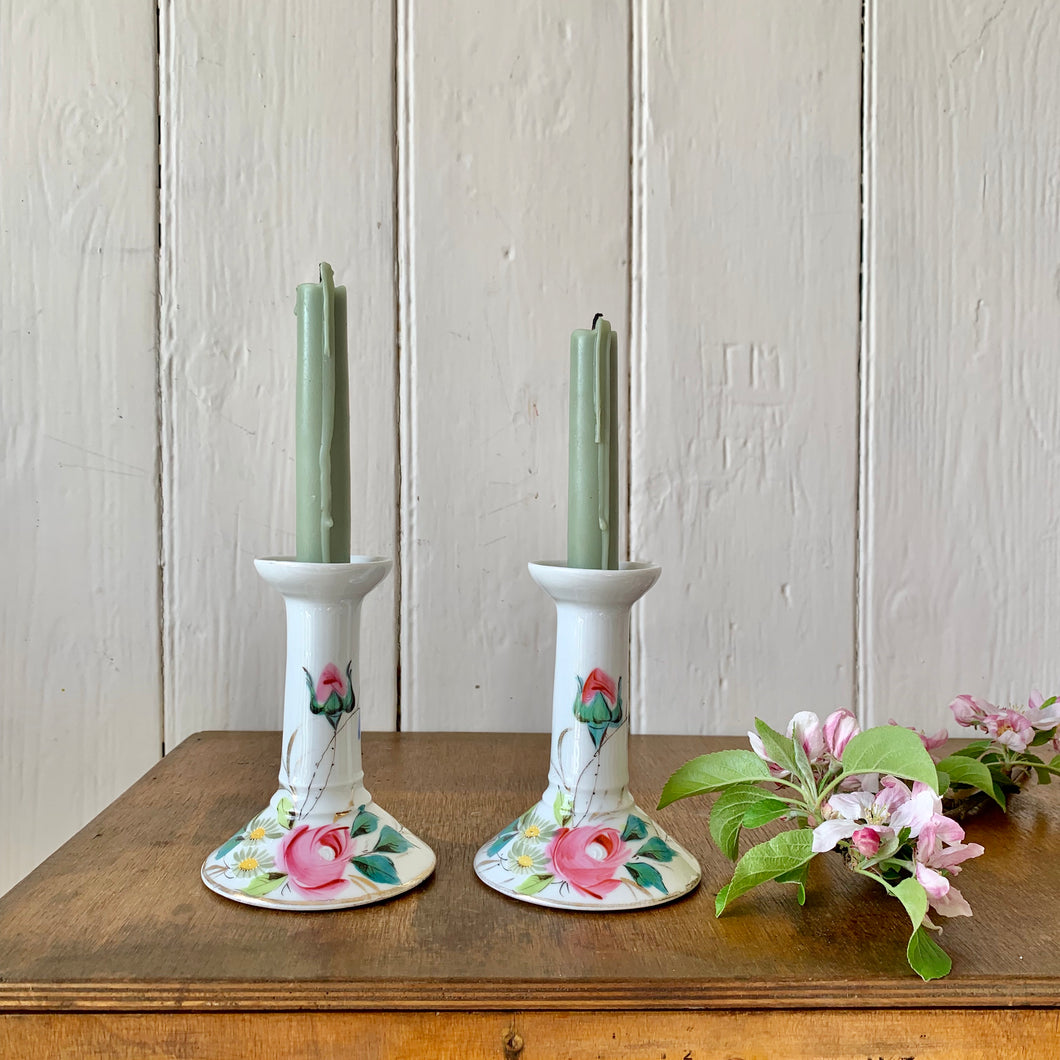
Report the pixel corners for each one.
[546,825,631,899]
[276,823,353,898]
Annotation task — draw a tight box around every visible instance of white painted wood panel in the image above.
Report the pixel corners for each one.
[0,0,160,893]
[632,1,863,734]
[160,0,397,744]
[401,2,631,731]
[865,0,1060,727]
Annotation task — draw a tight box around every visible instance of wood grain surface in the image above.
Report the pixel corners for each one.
[1,731,1057,1016]
[4,1010,1060,1060]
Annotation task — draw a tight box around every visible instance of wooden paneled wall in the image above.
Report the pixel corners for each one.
[3,0,1058,895]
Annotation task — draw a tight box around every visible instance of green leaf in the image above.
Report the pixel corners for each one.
[635,836,676,862]
[753,718,800,777]
[742,798,789,829]
[890,877,928,930]
[774,863,808,905]
[658,750,773,808]
[949,740,992,758]
[553,789,573,826]
[373,824,411,854]
[625,861,667,893]
[351,854,400,885]
[620,814,649,842]
[936,754,1006,808]
[907,926,952,981]
[715,829,816,916]
[789,728,818,794]
[714,883,731,916]
[275,797,294,830]
[840,727,939,791]
[709,784,786,860]
[243,872,287,897]
[934,769,950,794]
[514,873,554,896]
[1029,729,1054,747]
[349,808,379,838]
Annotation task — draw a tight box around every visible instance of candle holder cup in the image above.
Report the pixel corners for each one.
[474,561,701,910]
[201,557,435,910]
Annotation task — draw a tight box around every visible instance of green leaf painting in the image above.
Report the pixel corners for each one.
[625,861,667,893]
[351,854,400,885]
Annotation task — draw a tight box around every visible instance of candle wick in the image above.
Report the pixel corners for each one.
[591,312,603,329]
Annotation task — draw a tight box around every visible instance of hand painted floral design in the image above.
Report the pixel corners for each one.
[276,823,354,898]
[214,809,285,860]
[305,661,356,731]
[574,668,623,749]
[481,800,678,902]
[228,843,275,878]
[505,839,549,876]
[204,799,420,905]
[547,825,630,899]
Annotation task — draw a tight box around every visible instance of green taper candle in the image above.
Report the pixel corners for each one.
[295,263,351,563]
[567,314,619,569]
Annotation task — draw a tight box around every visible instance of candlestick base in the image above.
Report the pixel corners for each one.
[200,557,435,910]
[201,790,435,911]
[473,561,701,911]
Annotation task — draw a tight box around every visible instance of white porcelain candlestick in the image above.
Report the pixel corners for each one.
[201,557,435,910]
[474,561,701,910]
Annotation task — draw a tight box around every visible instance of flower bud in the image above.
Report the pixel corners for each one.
[824,709,859,759]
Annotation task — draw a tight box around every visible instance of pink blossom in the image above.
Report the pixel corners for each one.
[315,663,348,704]
[1027,690,1060,730]
[824,709,859,758]
[914,864,974,918]
[851,827,880,857]
[949,694,993,727]
[787,711,825,763]
[982,708,1035,752]
[887,780,942,837]
[546,825,631,899]
[812,777,937,854]
[747,731,790,778]
[276,823,353,898]
[888,720,949,756]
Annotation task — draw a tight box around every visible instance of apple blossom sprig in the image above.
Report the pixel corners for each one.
[659,711,980,981]
[937,692,1060,811]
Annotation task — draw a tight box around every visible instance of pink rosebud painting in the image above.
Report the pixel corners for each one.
[580,668,617,706]
[304,660,356,731]
[316,662,347,704]
[276,823,353,898]
[573,668,623,750]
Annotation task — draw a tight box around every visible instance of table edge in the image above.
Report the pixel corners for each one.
[2,978,1059,1013]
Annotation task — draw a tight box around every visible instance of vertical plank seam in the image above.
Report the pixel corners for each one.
[395,0,415,732]
[629,0,648,730]
[856,0,878,727]
[157,0,177,754]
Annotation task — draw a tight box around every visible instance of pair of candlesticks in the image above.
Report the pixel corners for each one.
[201,555,701,912]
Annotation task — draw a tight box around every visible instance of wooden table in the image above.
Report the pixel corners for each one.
[1,732,1058,1058]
